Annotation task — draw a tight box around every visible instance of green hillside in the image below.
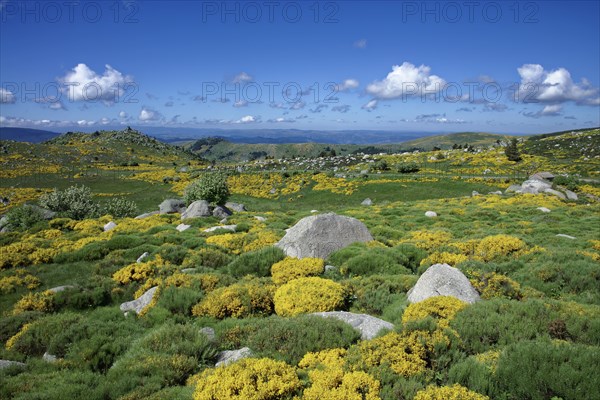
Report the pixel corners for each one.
[399,132,514,150]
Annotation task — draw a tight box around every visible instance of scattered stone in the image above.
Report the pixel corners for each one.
[407,263,480,304]
[556,234,576,239]
[42,352,57,363]
[225,202,246,212]
[488,191,503,195]
[0,216,8,229]
[219,218,228,224]
[310,210,318,213]
[203,224,237,233]
[565,190,578,200]
[181,268,197,273]
[181,200,211,219]
[200,327,216,341]
[325,265,337,272]
[176,223,191,232]
[544,188,566,200]
[159,199,186,214]
[0,360,26,369]
[530,172,554,181]
[360,169,369,175]
[215,347,252,367]
[361,198,373,206]
[537,207,551,213]
[47,285,74,293]
[520,179,552,194]
[269,188,277,195]
[120,286,158,315]
[425,211,437,218]
[472,191,480,197]
[137,252,149,263]
[505,184,522,193]
[276,212,373,259]
[311,311,394,340]
[212,205,232,219]
[254,216,266,222]
[103,221,117,232]
[135,211,159,219]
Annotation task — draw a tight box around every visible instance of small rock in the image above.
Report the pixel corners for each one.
[159,199,186,214]
[0,360,26,369]
[216,347,252,367]
[565,190,578,200]
[488,191,503,195]
[225,202,246,212]
[537,207,551,213]
[42,352,57,363]
[176,223,191,232]
[47,285,74,293]
[203,224,237,233]
[220,218,228,224]
[325,265,337,272]
[425,211,437,218]
[120,286,158,315]
[254,216,266,222]
[181,268,197,273]
[135,211,159,219]
[556,234,576,239]
[200,327,216,341]
[361,198,373,206]
[311,311,394,340]
[103,221,117,232]
[136,252,149,263]
[310,210,318,213]
[212,205,232,219]
[472,191,480,197]
[544,188,566,200]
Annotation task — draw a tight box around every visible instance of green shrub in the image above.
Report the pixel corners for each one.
[155,244,188,265]
[184,173,230,205]
[0,369,103,400]
[218,315,361,365]
[101,197,138,218]
[0,311,43,343]
[7,312,81,356]
[493,340,600,400]
[39,185,99,220]
[345,274,417,315]
[227,246,285,277]
[156,286,203,316]
[5,205,45,231]
[52,277,115,311]
[397,162,420,173]
[553,175,580,191]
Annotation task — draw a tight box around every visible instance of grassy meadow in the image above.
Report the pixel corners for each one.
[0,128,599,400]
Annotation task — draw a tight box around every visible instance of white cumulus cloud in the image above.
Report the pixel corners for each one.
[516,64,599,105]
[233,72,253,83]
[337,79,359,92]
[60,63,133,104]
[366,62,446,99]
[138,107,163,121]
[0,88,16,104]
[362,99,378,111]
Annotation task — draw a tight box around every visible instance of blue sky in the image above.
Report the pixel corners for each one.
[1,0,599,135]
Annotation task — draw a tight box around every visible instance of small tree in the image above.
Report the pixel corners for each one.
[184,172,230,205]
[5,205,45,231]
[505,138,522,162]
[39,185,99,220]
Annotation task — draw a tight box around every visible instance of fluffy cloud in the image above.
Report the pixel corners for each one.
[361,99,378,111]
[139,107,163,121]
[268,117,295,123]
[354,39,367,48]
[234,115,258,124]
[233,100,248,108]
[516,64,599,105]
[366,62,446,99]
[60,63,133,104]
[0,88,16,104]
[233,72,253,83]
[337,79,359,92]
[522,104,563,119]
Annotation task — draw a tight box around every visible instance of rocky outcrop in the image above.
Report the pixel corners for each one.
[408,263,480,304]
[311,311,394,340]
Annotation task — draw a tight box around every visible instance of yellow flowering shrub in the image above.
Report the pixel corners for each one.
[420,252,469,267]
[468,271,522,300]
[271,257,325,284]
[402,296,468,328]
[206,233,247,254]
[137,287,160,317]
[473,350,501,372]
[273,277,345,317]
[579,184,600,198]
[192,279,275,319]
[409,231,453,251]
[72,219,104,234]
[413,384,489,400]
[112,255,176,285]
[12,290,55,315]
[242,230,281,252]
[0,241,36,269]
[354,331,428,377]
[299,348,381,400]
[474,234,527,261]
[5,323,32,350]
[312,173,358,195]
[0,269,40,293]
[192,358,301,400]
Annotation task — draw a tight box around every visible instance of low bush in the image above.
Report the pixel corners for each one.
[328,243,415,277]
[274,277,346,317]
[5,205,46,231]
[413,384,489,400]
[101,197,138,218]
[184,173,230,205]
[39,185,99,220]
[271,257,325,284]
[227,246,285,277]
[344,274,417,315]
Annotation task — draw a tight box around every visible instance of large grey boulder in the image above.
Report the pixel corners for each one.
[212,205,232,219]
[181,200,211,219]
[520,179,552,194]
[407,263,480,304]
[276,212,373,259]
[159,199,186,214]
[311,311,393,340]
[120,286,158,315]
[215,347,252,367]
[0,360,26,369]
[225,202,246,212]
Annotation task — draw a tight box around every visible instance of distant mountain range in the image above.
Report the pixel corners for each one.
[0,127,61,143]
